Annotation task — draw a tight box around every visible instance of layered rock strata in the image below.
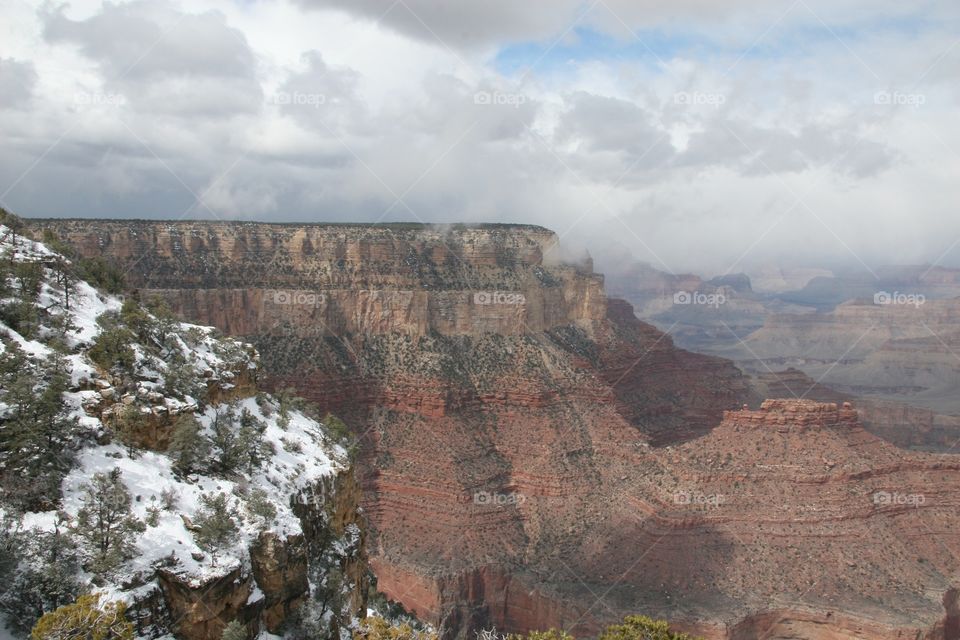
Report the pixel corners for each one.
[37,219,960,640]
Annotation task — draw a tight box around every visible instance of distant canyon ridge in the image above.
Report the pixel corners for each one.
[35,219,960,640]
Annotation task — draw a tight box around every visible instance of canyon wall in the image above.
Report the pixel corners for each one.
[37,219,960,640]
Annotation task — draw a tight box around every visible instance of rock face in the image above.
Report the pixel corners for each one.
[728,298,960,416]
[149,468,368,640]
[37,219,960,640]
[604,256,960,429]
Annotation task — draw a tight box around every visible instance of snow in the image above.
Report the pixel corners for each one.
[0,224,350,632]
[49,392,345,598]
[0,319,51,358]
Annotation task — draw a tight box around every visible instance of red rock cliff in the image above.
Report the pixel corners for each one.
[35,220,960,640]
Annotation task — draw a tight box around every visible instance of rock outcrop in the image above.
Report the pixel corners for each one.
[36,219,960,640]
[717,298,960,417]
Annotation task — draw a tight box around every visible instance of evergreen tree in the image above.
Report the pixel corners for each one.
[119,299,156,346]
[192,492,239,553]
[12,261,43,299]
[163,353,203,404]
[243,488,277,528]
[88,324,136,375]
[0,525,82,634]
[236,408,274,472]
[168,414,211,476]
[76,257,125,294]
[210,403,242,474]
[145,297,177,346]
[0,349,79,509]
[49,257,79,312]
[73,469,145,576]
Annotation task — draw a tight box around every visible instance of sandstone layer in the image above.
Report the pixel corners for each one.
[37,219,960,639]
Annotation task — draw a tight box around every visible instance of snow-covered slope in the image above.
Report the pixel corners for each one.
[0,221,365,640]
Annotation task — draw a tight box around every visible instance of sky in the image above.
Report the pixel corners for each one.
[1,0,958,276]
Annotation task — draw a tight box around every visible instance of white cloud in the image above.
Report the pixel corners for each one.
[0,0,958,275]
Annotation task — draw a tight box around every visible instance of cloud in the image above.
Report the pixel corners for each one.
[0,0,957,276]
[555,91,675,172]
[42,1,263,116]
[292,0,582,50]
[0,59,37,109]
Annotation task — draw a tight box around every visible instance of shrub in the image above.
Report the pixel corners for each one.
[220,620,247,640]
[323,413,351,443]
[356,616,438,640]
[110,404,148,452]
[145,505,161,527]
[30,593,133,640]
[507,631,572,640]
[244,489,277,528]
[598,615,699,640]
[192,492,240,553]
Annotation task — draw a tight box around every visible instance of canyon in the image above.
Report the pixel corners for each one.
[604,258,960,448]
[36,219,960,639]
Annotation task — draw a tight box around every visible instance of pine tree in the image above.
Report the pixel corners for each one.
[237,408,274,472]
[0,349,78,509]
[168,414,211,476]
[0,525,82,634]
[144,297,177,346]
[73,469,145,576]
[192,492,239,554]
[12,261,43,299]
[88,325,136,375]
[49,257,79,312]
[210,403,242,474]
[163,353,203,403]
[244,488,277,528]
